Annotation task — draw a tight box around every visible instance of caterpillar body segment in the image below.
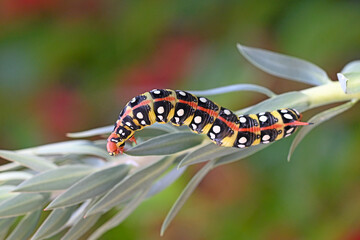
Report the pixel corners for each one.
[107,89,310,156]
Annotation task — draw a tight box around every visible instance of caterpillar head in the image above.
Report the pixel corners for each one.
[107,125,132,156]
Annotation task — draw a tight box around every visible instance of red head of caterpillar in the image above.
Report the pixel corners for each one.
[106,133,122,156]
[107,125,133,155]
[107,89,312,156]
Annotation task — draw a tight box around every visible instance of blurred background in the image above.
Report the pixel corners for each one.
[1,0,360,239]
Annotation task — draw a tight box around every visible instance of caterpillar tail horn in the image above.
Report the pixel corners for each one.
[291,121,314,126]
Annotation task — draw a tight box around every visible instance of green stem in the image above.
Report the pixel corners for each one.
[301,81,360,109]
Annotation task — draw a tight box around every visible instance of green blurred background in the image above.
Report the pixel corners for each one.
[1,0,360,239]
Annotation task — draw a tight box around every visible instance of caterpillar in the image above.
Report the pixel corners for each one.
[107,89,311,155]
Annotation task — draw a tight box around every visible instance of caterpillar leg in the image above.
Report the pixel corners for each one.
[118,144,125,154]
[129,135,137,144]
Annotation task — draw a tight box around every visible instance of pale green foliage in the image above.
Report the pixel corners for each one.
[0,44,359,239]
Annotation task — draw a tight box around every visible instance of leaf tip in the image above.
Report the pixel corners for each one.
[65,133,73,138]
[236,43,244,52]
[84,207,96,218]
[44,202,55,211]
[337,73,348,93]
[11,188,21,192]
[160,225,166,237]
[176,162,185,170]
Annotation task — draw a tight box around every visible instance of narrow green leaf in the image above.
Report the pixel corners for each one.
[14,165,94,192]
[17,140,91,154]
[0,150,57,172]
[61,213,102,240]
[341,60,360,74]
[0,162,21,172]
[189,83,276,98]
[146,122,179,132]
[31,206,77,240]
[0,186,19,202]
[0,217,16,238]
[0,171,33,184]
[288,100,358,161]
[238,91,310,115]
[147,166,187,198]
[161,160,215,236]
[338,73,348,93]
[67,125,113,138]
[178,142,239,168]
[33,144,110,160]
[88,186,151,240]
[0,185,15,193]
[47,164,131,209]
[47,199,100,240]
[67,122,177,138]
[85,157,174,217]
[237,43,331,85]
[0,192,19,203]
[132,128,168,140]
[0,193,49,218]
[65,199,94,226]
[215,144,268,167]
[6,210,42,240]
[126,132,204,156]
[337,73,360,94]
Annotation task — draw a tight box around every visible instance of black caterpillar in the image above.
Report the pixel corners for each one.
[107,89,310,155]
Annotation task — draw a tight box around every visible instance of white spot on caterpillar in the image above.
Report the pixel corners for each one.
[292,109,300,116]
[237,144,245,148]
[174,117,179,123]
[141,120,146,125]
[158,115,163,121]
[238,137,247,144]
[191,124,197,130]
[224,109,231,115]
[262,135,270,141]
[286,128,294,134]
[194,116,202,124]
[259,116,268,122]
[136,112,143,119]
[153,90,161,94]
[240,117,247,123]
[157,106,164,114]
[209,132,215,139]
[213,125,221,133]
[263,141,270,144]
[199,97,207,103]
[281,109,288,113]
[179,91,186,96]
[119,129,123,134]
[285,134,291,137]
[126,122,131,127]
[259,112,266,115]
[284,113,293,120]
[177,109,184,117]
[131,97,136,103]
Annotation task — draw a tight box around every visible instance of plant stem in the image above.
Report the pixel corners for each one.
[301,81,360,109]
